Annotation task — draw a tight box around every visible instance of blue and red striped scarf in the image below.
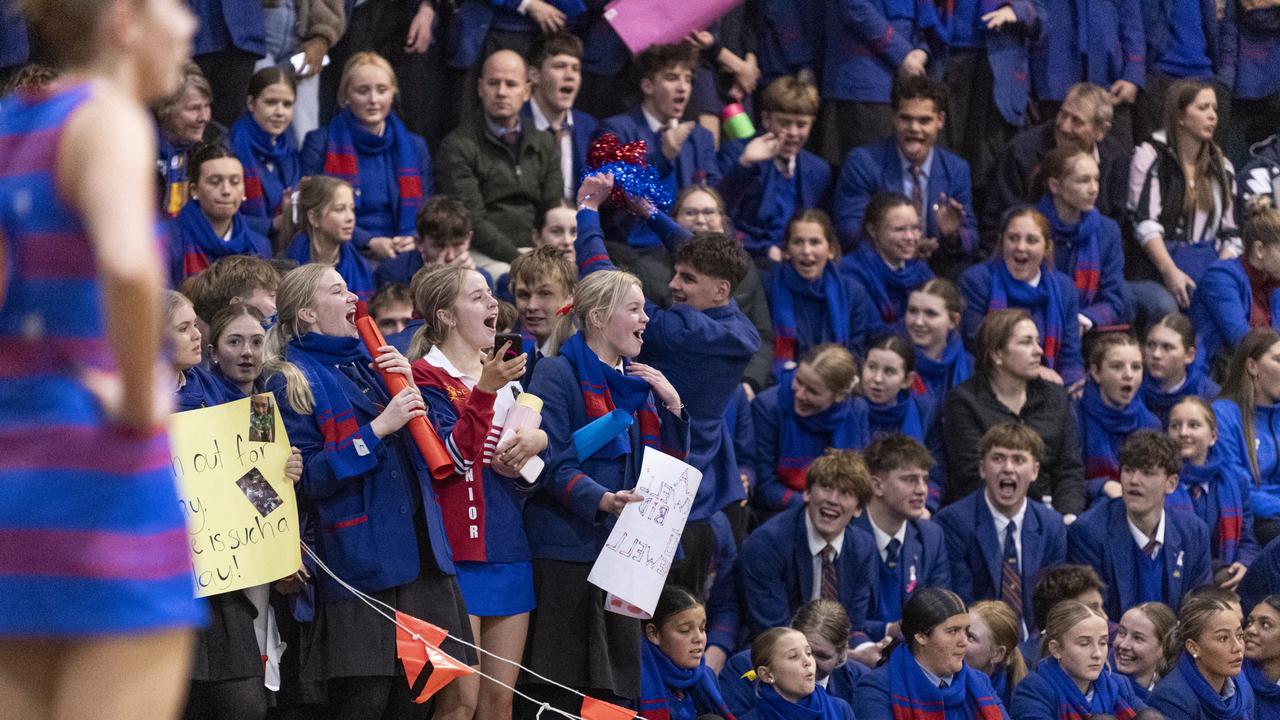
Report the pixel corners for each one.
[887,644,1007,720]
[988,259,1066,372]
[230,111,300,223]
[559,332,661,460]
[284,233,376,305]
[776,371,869,496]
[1166,452,1243,566]
[753,682,846,720]
[842,244,934,325]
[769,263,849,380]
[1079,382,1160,488]
[1036,657,1140,720]
[173,199,271,283]
[283,333,378,480]
[912,333,973,401]
[1037,195,1103,318]
[322,108,422,236]
[866,390,926,443]
[1139,368,1219,427]
[638,640,735,720]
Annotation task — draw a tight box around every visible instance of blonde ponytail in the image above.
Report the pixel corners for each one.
[261,263,336,415]
[546,270,641,357]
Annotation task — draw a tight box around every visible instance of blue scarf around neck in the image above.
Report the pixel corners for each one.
[637,640,736,720]
[754,681,846,720]
[230,111,300,222]
[1035,656,1140,719]
[912,332,973,402]
[1172,653,1252,720]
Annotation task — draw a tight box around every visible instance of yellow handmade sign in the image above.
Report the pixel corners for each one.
[170,394,300,598]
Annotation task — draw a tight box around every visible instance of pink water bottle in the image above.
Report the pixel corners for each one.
[498,393,544,483]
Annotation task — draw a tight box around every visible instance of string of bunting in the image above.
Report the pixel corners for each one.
[299,544,636,720]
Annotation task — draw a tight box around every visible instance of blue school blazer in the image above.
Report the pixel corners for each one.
[738,505,878,640]
[519,102,599,194]
[820,0,936,103]
[851,512,952,640]
[1029,0,1145,103]
[1142,0,1236,88]
[523,355,690,563]
[597,107,721,248]
[716,139,833,258]
[934,489,1067,622]
[189,0,266,56]
[1189,258,1258,372]
[1067,497,1212,619]
[267,366,454,603]
[1236,8,1280,101]
[832,138,978,263]
[721,649,865,718]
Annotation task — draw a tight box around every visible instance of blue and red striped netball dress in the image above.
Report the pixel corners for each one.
[0,82,204,635]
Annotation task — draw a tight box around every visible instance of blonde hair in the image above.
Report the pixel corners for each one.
[971,600,1028,686]
[338,52,398,106]
[155,63,213,127]
[547,270,642,356]
[263,264,335,414]
[165,288,194,323]
[799,343,858,396]
[407,265,473,361]
[1041,600,1108,660]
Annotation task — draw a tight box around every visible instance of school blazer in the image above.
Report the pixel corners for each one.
[935,490,1067,626]
[833,138,978,278]
[1067,497,1212,619]
[267,366,454,603]
[523,355,690,563]
[597,107,721,247]
[738,505,878,640]
[189,0,266,56]
[716,139,833,257]
[851,512,952,640]
[519,102,599,195]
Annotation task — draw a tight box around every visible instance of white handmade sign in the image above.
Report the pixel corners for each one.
[588,447,702,618]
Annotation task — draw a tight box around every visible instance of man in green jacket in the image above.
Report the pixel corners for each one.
[437,48,564,275]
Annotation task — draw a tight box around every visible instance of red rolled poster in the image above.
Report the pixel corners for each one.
[355,315,453,480]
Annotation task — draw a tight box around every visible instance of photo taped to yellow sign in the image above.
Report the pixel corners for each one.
[170,394,300,598]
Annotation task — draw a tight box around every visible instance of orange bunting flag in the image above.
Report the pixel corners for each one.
[415,642,475,703]
[581,695,637,720]
[395,611,471,703]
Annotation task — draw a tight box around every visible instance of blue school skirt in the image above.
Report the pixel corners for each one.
[455,560,535,616]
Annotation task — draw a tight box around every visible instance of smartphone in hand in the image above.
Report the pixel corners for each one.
[493,333,522,361]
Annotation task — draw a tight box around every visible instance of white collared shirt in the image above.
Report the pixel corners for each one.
[642,106,677,135]
[984,493,1027,567]
[1127,511,1167,559]
[869,516,908,563]
[424,345,521,423]
[805,512,846,600]
[914,657,955,689]
[529,98,575,201]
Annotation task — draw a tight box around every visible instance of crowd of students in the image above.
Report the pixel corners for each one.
[9,0,1280,719]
